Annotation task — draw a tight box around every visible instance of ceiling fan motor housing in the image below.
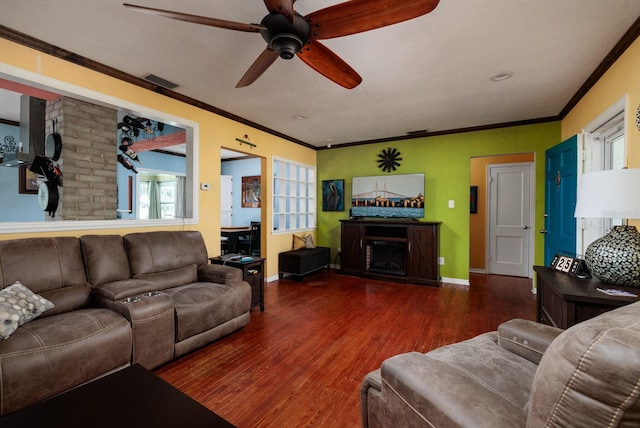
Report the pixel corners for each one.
[261,12,311,59]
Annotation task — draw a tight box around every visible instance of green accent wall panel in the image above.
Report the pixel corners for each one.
[317,121,561,282]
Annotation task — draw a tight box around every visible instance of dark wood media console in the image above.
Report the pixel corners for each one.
[338,219,441,286]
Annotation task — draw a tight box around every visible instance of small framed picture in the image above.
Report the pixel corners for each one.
[19,165,38,194]
[470,185,478,214]
[241,175,261,208]
[322,179,344,211]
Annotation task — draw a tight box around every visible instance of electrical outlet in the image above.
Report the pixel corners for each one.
[438,257,445,265]
[448,200,455,208]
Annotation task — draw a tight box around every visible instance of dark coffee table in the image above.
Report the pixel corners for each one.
[0,364,235,427]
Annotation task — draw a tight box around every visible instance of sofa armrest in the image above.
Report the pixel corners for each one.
[497,319,563,364]
[92,278,158,301]
[198,264,243,284]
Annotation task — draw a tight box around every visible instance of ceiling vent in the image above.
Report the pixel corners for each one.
[142,74,179,90]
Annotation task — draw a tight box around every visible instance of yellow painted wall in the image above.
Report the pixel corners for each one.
[0,39,317,279]
[561,36,640,227]
[562,37,640,164]
[469,153,535,271]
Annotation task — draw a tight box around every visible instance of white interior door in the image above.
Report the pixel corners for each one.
[488,163,533,277]
[221,175,233,227]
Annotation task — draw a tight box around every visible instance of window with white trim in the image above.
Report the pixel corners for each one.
[272,157,316,232]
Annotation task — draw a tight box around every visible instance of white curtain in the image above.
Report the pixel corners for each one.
[176,176,186,219]
[149,180,161,219]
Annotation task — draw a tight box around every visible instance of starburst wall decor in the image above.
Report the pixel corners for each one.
[377,147,402,172]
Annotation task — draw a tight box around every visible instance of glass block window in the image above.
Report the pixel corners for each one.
[273,157,316,233]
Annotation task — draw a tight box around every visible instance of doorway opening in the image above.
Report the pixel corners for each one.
[220,148,265,256]
[469,153,535,278]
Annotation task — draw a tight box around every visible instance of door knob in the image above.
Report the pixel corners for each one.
[522,225,530,230]
[539,229,548,234]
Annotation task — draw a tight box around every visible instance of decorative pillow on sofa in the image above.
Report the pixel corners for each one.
[0,281,55,340]
[292,234,315,250]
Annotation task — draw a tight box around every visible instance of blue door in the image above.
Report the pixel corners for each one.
[544,136,578,265]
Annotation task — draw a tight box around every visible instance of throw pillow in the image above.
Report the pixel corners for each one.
[292,234,315,250]
[303,234,315,249]
[0,281,55,340]
[292,234,306,250]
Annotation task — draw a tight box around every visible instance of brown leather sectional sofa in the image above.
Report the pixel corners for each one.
[0,230,251,416]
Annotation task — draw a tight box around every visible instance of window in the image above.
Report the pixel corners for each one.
[137,172,184,220]
[598,112,625,229]
[273,157,316,232]
[579,107,627,255]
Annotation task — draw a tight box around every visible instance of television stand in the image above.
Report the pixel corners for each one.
[338,219,441,286]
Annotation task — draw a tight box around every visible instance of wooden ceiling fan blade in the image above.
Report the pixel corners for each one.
[123,3,266,32]
[263,0,295,23]
[236,48,280,88]
[307,0,440,40]
[297,41,362,89]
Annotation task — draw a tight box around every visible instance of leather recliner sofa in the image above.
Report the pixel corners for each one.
[0,230,251,416]
[361,300,640,427]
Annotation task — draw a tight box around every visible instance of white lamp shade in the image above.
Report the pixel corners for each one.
[574,168,640,219]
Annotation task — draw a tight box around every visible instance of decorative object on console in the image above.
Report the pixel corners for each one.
[574,168,640,287]
[549,253,590,277]
[377,147,402,172]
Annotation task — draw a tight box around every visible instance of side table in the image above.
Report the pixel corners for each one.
[210,256,265,312]
[534,265,639,329]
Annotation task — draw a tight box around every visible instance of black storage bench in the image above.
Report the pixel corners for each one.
[278,247,331,280]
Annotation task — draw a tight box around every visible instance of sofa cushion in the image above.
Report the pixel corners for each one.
[163,281,251,342]
[134,264,198,291]
[125,231,208,276]
[380,332,534,427]
[0,237,91,313]
[0,307,132,416]
[81,234,131,286]
[528,302,640,427]
[0,282,55,339]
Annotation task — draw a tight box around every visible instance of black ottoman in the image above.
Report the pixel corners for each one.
[278,247,330,280]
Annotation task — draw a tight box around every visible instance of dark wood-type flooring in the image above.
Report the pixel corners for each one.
[156,271,536,427]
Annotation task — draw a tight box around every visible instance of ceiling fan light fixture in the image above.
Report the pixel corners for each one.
[270,33,303,59]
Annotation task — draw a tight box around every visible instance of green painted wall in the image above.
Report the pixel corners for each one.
[317,121,561,282]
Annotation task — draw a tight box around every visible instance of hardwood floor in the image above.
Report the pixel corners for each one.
[155,271,536,428]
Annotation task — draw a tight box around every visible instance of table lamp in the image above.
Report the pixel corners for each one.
[574,168,640,287]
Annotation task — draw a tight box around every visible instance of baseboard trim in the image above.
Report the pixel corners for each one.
[442,277,470,286]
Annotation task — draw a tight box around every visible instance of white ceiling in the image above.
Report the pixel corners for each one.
[1,0,640,148]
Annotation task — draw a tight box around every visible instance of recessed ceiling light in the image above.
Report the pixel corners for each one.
[490,72,512,82]
[293,113,308,120]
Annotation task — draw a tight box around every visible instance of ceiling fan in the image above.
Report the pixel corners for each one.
[123,0,440,89]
